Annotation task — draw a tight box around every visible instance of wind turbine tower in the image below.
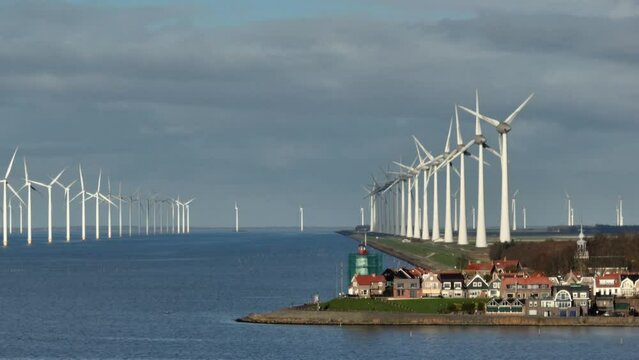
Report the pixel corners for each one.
[300,207,304,232]
[235,202,239,232]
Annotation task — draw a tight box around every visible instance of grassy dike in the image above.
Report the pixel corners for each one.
[338,230,489,271]
[321,297,487,314]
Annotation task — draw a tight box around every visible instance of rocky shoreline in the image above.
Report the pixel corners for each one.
[238,308,639,326]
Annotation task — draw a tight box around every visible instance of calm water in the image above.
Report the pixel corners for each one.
[0,229,637,359]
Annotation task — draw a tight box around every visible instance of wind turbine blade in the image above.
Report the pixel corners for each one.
[413,138,424,165]
[451,163,461,178]
[97,169,102,192]
[458,105,500,128]
[100,193,116,206]
[470,154,490,166]
[5,147,18,179]
[7,184,25,205]
[50,168,66,186]
[475,89,482,136]
[444,116,453,152]
[504,93,535,125]
[412,136,435,161]
[23,158,29,182]
[70,191,83,202]
[30,180,48,188]
[486,147,501,159]
[455,105,463,145]
[513,189,519,197]
[79,164,85,191]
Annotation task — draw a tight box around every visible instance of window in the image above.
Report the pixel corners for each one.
[454,282,462,289]
[443,283,451,289]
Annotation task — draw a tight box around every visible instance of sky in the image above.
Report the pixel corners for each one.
[0,0,638,228]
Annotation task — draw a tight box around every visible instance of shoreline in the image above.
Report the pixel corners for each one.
[238,308,639,327]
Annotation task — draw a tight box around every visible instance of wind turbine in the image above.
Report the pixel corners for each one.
[55,178,77,242]
[459,93,535,243]
[413,136,440,241]
[1,147,18,247]
[299,206,304,232]
[234,202,239,232]
[443,117,455,243]
[511,189,519,231]
[8,191,25,237]
[619,196,624,226]
[523,207,527,229]
[565,192,572,226]
[86,170,115,240]
[453,189,459,233]
[21,159,38,245]
[30,168,65,243]
[360,207,364,226]
[185,199,194,233]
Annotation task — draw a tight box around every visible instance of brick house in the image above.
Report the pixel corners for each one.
[501,274,552,299]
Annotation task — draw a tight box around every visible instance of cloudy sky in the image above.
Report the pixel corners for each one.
[0,0,637,228]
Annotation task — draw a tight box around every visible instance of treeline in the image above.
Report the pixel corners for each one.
[489,233,639,275]
[490,240,576,275]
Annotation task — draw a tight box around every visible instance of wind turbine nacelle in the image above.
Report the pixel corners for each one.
[496,123,511,134]
[474,134,486,145]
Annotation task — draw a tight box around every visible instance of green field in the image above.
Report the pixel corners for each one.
[322,297,487,314]
[371,236,470,268]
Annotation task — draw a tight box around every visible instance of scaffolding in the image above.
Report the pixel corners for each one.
[347,252,383,283]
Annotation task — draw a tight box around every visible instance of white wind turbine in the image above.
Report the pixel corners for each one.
[413,136,441,241]
[8,191,25,237]
[459,93,534,243]
[86,170,115,240]
[523,206,527,229]
[437,115,476,245]
[30,168,65,244]
[619,196,624,226]
[185,199,194,233]
[360,207,364,226]
[565,192,572,226]
[1,148,18,247]
[461,90,501,248]
[511,189,519,231]
[299,206,304,232]
[55,178,77,242]
[234,202,239,232]
[443,117,455,243]
[21,159,38,245]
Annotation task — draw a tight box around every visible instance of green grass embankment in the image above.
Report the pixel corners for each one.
[322,297,487,314]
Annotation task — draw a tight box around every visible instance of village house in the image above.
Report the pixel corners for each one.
[486,298,525,315]
[349,274,386,298]
[554,284,591,315]
[466,274,490,298]
[488,278,502,298]
[420,271,442,298]
[463,262,493,278]
[391,269,421,299]
[620,273,639,298]
[440,273,465,298]
[594,273,621,296]
[492,259,523,276]
[501,274,552,299]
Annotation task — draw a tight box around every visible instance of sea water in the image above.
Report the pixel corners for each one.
[0,229,637,359]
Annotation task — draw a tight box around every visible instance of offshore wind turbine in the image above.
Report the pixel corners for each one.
[360,207,364,226]
[31,168,65,243]
[459,93,535,243]
[234,202,239,232]
[185,199,194,233]
[55,178,77,242]
[299,206,304,232]
[619,196,624,226]
[1,148,18,247]
[21,159,37,245]
[565,192,572,226]
[523,207,527,229]
[511,189,519,231]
